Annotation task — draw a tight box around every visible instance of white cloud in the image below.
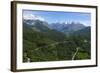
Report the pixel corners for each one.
[23,13,45,21]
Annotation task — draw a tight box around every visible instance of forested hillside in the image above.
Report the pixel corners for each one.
[23,19,91,62]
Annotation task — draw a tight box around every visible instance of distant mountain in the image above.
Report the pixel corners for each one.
[72,26,91,40]
[49,22,86,35]
[23,19,67,42]
[62,22,85,33]
[49,22,67,31]
[23,19,89,37]
[23,19,49,31]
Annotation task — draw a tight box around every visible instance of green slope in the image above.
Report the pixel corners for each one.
[23,20,91,62]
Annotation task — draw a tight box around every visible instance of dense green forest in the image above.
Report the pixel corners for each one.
[23,20,91,62]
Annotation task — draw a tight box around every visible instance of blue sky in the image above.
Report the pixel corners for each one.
[23,10,91,26]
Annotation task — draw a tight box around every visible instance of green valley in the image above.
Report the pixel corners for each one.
[23,20,91,62]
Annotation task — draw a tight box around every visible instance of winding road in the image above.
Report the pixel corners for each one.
[34,41,80,60]
[26,41,80,62]
[34,41,68,51]
[72,47,80,60]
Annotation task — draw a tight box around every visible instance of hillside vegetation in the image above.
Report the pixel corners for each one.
[23,20,91,62]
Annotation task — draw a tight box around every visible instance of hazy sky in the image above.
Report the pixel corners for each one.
[23,10,91,26]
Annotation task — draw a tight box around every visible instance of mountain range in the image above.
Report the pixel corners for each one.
[23,19,90,36]
[23,19,67,42]
[49,22,86,35]
[23,19,91,62]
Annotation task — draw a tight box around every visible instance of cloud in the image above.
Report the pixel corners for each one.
[23,13,45,21]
